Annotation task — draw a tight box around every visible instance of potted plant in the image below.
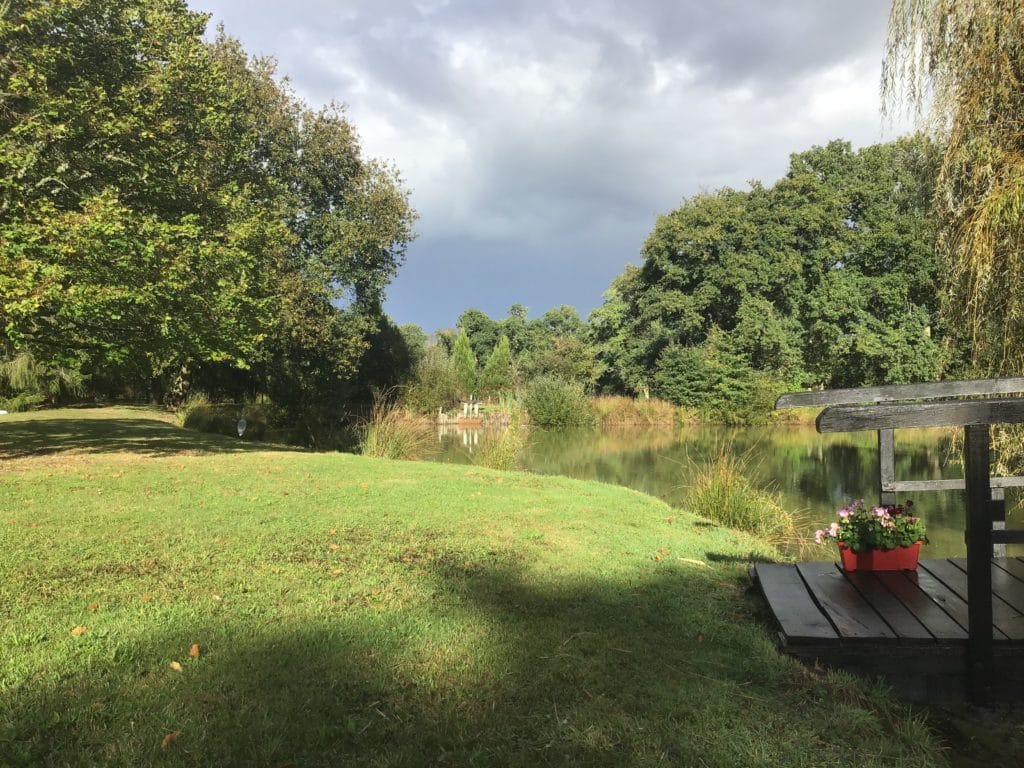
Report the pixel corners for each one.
[815,499,927,572]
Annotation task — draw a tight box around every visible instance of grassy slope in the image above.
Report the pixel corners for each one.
[0,409,943,767]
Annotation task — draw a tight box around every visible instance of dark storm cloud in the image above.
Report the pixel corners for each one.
[192,0,907,330]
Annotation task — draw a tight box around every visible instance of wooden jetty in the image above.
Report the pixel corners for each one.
[757,377,1024,703]
[752,557,1024,701]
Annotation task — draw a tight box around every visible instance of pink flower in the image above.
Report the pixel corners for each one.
[838,508,850,519]
[873,507,886,517]
[829,522,840,533]
[815,530,826,544]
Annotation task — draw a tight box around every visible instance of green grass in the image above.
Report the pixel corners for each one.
[0,408,948,767]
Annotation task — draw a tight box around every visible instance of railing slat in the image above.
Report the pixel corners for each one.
[817,398,1024,433]
[775,377,1024,410]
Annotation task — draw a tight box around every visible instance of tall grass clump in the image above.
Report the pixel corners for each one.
[474,402,529,471]
[591,395,679,426]
[359,390,434,460]
[686,447,797,547]
[522,375,594,427]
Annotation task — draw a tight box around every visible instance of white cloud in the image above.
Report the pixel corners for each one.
[192,0,914,329]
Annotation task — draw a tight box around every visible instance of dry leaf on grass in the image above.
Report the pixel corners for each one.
[87,602,99,612]
[189,643,200,658]
[161,731,181,749]
[169,661,183,673]
[71,626,88,636]
[141,594,153,603]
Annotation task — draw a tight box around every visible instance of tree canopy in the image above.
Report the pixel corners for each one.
[0,0,416,414]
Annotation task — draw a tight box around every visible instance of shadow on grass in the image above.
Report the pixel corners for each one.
[0,416,303,459]
[2,560,930,768]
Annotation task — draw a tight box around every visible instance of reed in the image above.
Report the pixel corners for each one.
[686,446,798,547]
[359,389,434,460]
[590,395,680,426]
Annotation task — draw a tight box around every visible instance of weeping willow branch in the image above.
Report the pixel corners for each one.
[883,0,1024,374]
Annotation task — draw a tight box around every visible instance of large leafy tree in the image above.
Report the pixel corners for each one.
[0,0,414,411]
[593,138,942,408]
[884,0,1024,374]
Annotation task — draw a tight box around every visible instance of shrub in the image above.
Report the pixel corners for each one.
[177,393,271,440]
[404,347,461,415]
[522,375,594,427]
[686,447,797,546]
[0,391,46,412]
[360,391,434,460]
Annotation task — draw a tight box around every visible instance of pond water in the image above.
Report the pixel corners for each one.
[428,424,1024,560]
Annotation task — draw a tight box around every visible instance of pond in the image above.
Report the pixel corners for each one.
[428,423,1024,560]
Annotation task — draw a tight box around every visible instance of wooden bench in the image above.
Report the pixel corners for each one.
[774,377,1024,703]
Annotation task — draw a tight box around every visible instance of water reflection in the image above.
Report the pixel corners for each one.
[427,424,1022,559]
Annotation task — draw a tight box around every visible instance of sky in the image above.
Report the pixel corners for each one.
[189,0,913,332]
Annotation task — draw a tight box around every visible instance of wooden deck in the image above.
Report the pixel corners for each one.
[751,558,1024,701]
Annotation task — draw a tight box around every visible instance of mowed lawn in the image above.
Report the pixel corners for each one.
[0,409,943,767]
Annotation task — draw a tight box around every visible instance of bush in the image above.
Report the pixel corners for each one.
[0,392,46,412]
[404,347,461,415]
[177,393,271,440]
[522,375,594,427]
[360,391,434,460]
[686,447,796,546]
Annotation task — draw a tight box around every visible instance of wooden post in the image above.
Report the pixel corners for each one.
[878,428,896,506]
[964,424,994,705]
[992,486,1007,558]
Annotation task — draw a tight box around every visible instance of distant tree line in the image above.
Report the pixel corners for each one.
[0,0,416,440]
[404,137,954,421]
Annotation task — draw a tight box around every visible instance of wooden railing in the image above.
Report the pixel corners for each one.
[776,377,1024,703]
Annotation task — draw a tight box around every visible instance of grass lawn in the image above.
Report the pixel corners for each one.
[0,408,948,767]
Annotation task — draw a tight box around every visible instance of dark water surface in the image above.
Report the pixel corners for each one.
[429,424,1023,559]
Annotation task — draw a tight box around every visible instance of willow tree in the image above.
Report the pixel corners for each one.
[883,0,1024,374]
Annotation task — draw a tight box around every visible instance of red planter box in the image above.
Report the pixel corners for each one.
[838,541,922,572]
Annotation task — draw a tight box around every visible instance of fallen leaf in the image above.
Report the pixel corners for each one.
[87,602,100,612]
[141,594,153,603]
[161,731,181,749]
[211,594,222,601]
[90,702,104,710]
[169,661,183,673]
[329,528,337,536]
[657,549,670,555]
[71,626,88,636]
[331,568,344,576]
[696,633,705,643]
[328,543,340,551]
[189,644,200,658]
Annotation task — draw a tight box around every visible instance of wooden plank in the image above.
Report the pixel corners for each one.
[753,564,839,643]
[844,571,933,640]
[964,424,995,704]
[950,559,1024,621]
[775,377,1024,410]
[817,398,1024,433]
[893,476,1024,492]
[919,560,1017,640]
[994,557,1024,583]
[879,428,896,502]
[796,562,896,640]
[874,570,967,640]
[909,564,977,636]
[991,530,1024,544]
